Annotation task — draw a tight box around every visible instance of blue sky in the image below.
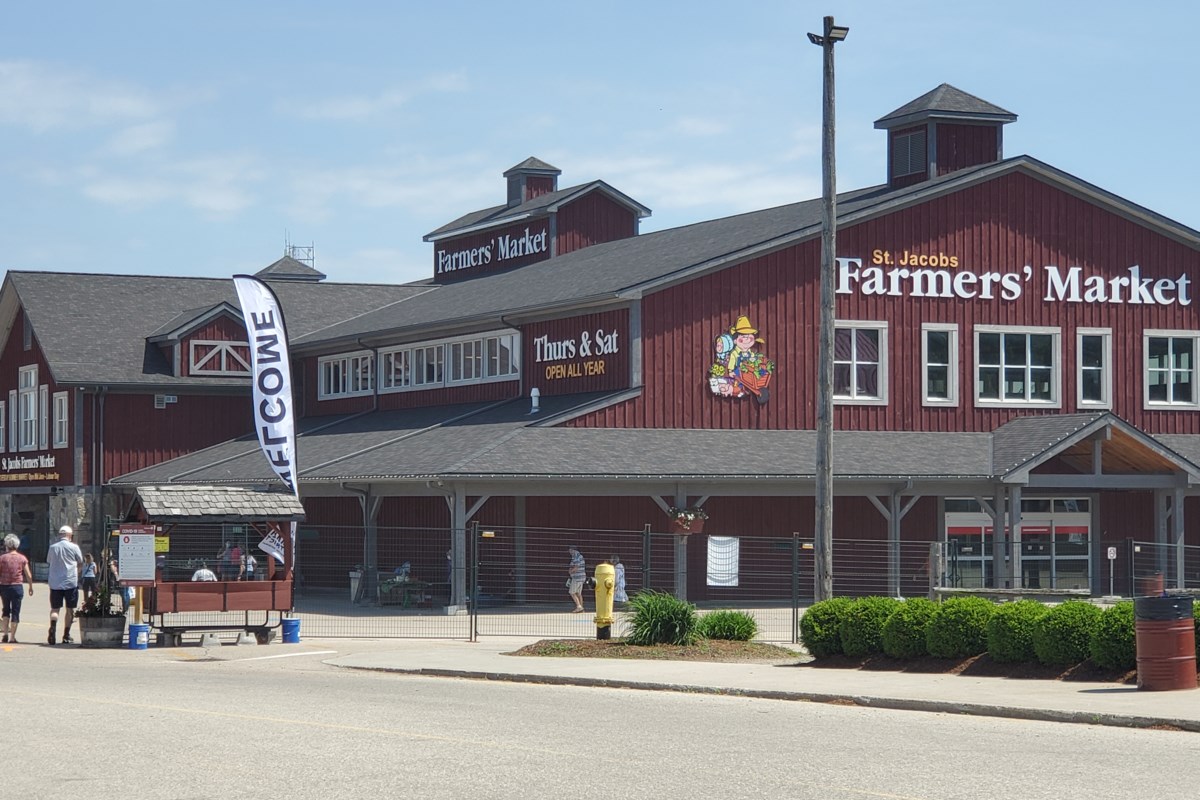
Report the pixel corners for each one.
[1,2,1196,286]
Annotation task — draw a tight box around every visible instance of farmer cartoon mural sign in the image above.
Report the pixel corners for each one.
[708,315,775,404]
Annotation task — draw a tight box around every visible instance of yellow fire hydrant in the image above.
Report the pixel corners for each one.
[593,561,615,639]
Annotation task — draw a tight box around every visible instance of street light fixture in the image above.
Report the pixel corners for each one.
[809,15,847,602]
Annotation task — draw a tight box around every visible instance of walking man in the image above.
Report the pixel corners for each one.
[566,546,586,613]
[47,525,84,645]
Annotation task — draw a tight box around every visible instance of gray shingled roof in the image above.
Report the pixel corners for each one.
[130,485,305,522]
[991,412,1106,475]
[255,255,327,282]
[875,83,1017,128]
[503,157,560,175]
[423,180,651,240]
[4,272,429,386]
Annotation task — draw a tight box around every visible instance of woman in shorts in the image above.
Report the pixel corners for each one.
[0,533,34,643]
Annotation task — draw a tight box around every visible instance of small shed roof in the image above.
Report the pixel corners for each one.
[126,485,306,523]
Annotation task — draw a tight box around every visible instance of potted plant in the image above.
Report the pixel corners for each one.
[76,563,127,647]
[668,507,709,534]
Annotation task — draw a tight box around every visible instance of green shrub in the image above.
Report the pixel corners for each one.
[839,596,903,657]
[1194,604,1200,659]
[1090,601,1136,671]
[881,598,937,659]
[800,597,854,658]
[986,600,1048,663]
[697,609,757,641]
[624,591,699,646]
[1033,601,1103,667]
[926,596,996,658]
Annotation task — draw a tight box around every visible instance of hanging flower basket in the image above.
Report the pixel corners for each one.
[668,507,708,534]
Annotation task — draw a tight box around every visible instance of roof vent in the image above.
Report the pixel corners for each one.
[154,394,178,409]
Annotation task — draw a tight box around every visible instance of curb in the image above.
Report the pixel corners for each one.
[338,664,1200,733]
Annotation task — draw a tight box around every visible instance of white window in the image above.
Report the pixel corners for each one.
[7,390,15,452]
[318,351,374,399]
[0,400,6,454]
[975,326,1060,408]
[834,321,887,404]
[18,366,37,450]
[1077,328,1112,409]
[190,340,251,375]
[38,385,48,449]
[485,333,520,378]
[52,391,69,448]
[381,349,411,390]
[449,339,483,383]
[1145,330,1199,408]
[922,323,958,406]
[412,345,444,387]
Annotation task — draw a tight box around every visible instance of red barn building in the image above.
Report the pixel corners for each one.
[0,258,423,570]
[114,87,1200,603]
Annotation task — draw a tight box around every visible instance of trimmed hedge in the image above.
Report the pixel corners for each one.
[926,596,996,658]
[839,597,903,657]
[800,597,854,658]
[881,598,937,659]
[986,600,1048,663]
[1090,601,1135,671]
[697,609,758,641]
[1033,601,1103,666]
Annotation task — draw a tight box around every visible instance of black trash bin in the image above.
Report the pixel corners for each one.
[1134,595,1196,691]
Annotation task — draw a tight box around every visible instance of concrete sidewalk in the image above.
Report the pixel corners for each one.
[326,637,1200,733]
[10,593,1200,733]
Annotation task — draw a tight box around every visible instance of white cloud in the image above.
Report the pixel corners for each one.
[79,153,263,216]
[671,116,729,137]
[0,60,160,131]
[104,120,176,156]
[284,70,468,121]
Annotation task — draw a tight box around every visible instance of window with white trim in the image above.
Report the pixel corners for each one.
[39,384,48,449]
[52,391,68,448]
[0,401,6,454]
[449,339,483,383]
[318,351,374,399]
[1145,330,1198,408]
[190,340,251,376]
[833,321,887,404]
[484,333,519,378]
[7,391,15,452]
[1077,328,1111,409]
[378,330,519,394]
[975,326,1060,408]
[18,366,37,450]
[922,323,958,406]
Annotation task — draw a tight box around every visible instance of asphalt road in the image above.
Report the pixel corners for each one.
[4,641,1199,799]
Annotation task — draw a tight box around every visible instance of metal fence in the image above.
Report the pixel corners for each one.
[134,521,942,643]
[1128,539,1200,596]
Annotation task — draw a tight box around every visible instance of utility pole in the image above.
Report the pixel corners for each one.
[808,15,848,602]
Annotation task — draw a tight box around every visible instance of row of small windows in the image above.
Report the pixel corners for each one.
[319,332,520,399]
[840,322,1200,410]
[0,365,68,453]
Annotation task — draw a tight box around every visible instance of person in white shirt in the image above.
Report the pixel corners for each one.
[191,562,218,582]
[47,525,84,645]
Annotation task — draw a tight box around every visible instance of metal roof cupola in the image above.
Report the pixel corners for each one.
[503,157,561,207]
[874,83,1017,189]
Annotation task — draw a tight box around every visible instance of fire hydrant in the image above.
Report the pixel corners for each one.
[593,561,615,639]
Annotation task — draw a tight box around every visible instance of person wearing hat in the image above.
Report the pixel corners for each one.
[713,315,772,403]
[46,525,84,645]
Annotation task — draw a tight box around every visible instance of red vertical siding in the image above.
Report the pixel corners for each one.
[555,193,638,255]
[524,309,630,396]
[101,393,253,481]
[571,171,1200,433]
[525,175,555,201]
[936,123,999,175]
[180,314,251,378]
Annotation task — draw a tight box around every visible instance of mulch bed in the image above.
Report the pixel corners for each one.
[511,639,1154,684]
